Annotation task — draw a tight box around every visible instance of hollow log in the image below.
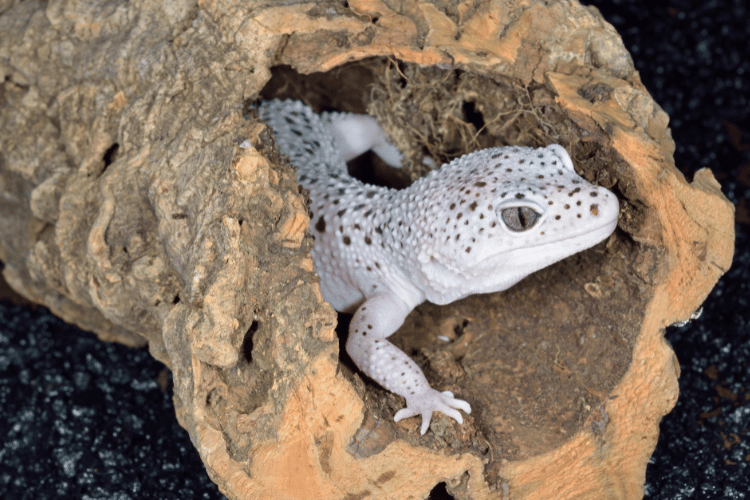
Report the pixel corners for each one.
[0,0,734,499]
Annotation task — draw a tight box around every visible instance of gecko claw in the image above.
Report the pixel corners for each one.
[394,388,472,435]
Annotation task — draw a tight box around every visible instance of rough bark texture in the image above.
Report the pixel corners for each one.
[0,1,734,499]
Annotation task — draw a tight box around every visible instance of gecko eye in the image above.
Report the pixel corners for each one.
[500,206,541,232]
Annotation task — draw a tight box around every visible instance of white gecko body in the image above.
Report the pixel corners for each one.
[258,99,620,435]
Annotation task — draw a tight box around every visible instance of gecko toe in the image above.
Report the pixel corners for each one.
[394,407,420,422]
[395,388,471,434]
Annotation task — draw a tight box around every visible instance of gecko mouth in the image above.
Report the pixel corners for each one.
[532,215,617,251]
[467,214,619,276]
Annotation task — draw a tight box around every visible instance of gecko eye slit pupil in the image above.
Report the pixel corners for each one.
[500,206,540,231]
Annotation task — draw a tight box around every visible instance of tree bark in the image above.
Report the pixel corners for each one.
[0,0,734,499]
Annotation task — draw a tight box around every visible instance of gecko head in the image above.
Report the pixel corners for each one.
[411,144,620,304]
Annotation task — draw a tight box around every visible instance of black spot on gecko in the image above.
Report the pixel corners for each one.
[590,192,598,197]
[337,209,346,217]
[474,181,486,187]
[365,236,372,245]
[515,193,525,199]
[375,226,383,234]
[315,216,326,233]
[343,236,351,245]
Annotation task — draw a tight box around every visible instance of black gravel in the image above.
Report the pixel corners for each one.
[0,304,226,499]
[1,0,749,498]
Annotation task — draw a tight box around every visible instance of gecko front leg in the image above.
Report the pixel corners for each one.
[346,293,472,435]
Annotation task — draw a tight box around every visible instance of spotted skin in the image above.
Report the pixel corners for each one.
[257,99,620,435]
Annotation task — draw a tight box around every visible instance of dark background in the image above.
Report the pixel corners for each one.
[1,0,748,498]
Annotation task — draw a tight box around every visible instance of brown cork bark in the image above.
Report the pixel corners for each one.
[0,1,734,499]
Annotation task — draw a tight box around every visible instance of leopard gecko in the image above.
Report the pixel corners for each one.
[257,99,620,435]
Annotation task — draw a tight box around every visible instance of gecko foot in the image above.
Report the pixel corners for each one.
[394,389,472,435]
